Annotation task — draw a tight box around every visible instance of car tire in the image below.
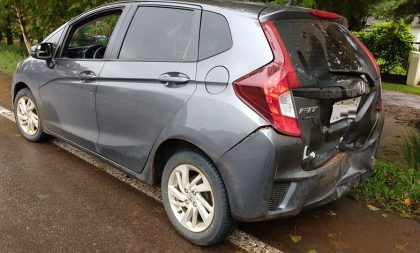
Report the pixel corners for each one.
[161,149,236,246]
[14,88,47,142]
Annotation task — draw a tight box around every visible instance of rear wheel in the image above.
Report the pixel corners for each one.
[14,88,47,142]
[161,150,235,245]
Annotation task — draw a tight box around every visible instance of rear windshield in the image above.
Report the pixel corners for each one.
[275,19,376,87]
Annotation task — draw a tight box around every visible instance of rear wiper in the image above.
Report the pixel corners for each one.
[329,69,375,86]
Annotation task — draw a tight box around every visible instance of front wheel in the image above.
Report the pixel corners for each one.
[161,150,235,245]
[14,88,47,142]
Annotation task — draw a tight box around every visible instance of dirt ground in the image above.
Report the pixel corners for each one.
[378,90,420,168]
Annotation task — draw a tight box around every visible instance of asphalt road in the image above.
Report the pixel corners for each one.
[0,74,419,253]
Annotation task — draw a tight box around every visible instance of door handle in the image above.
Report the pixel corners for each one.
[158,72,190,88]
[79,71,97,83]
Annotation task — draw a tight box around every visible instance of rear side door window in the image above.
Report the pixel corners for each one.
[199,11,232,60]
[119,7,200,62]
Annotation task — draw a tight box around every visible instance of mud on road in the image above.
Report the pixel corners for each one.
[0,73,419,253]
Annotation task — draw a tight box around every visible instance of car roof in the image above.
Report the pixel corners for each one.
[94,0,275,17]
[159,0,268,14]
[69,0,322,24]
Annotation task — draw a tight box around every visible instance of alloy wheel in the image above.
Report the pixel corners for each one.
[167,164,215,232]
[16,96,39,136]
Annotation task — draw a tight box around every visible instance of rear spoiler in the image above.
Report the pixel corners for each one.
[259,7,348,27]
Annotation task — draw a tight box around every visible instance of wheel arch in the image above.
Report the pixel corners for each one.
[13,82,30,105]
[151,138,221,187]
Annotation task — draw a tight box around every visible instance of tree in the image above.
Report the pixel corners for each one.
[355,21,414,74]
[370,0,403,20]
[0,0,32,52]
[14,0,31,53]
[314,0,384,31]
[0,4,12,45]
[394,0,420,17]
[368,0,419,22]
[0,0,113,54]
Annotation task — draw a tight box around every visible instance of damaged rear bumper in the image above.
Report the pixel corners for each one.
[266,143,377,219]
[218,124,382,222]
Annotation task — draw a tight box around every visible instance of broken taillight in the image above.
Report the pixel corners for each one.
[233,21,301,137]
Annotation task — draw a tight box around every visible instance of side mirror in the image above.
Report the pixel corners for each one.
[30,43,53,60]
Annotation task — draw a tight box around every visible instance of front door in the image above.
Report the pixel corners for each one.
[96,5,201,172]
[39,8,127,152]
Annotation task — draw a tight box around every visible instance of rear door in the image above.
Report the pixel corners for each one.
[96,3,201,172]
[272,18,383,170]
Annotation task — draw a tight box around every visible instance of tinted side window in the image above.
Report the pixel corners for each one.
[69,14,120,48]
[61,10,122,59]
[199,11,232,60]
[119,7,198,61]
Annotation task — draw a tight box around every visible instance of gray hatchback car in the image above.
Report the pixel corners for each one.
[12,0,384,245]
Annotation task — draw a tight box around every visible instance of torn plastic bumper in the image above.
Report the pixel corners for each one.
[266,142,377,219]
[218,126,381,222]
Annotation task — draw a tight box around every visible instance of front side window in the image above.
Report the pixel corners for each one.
[119,7,199,62]
[62,10,122,59]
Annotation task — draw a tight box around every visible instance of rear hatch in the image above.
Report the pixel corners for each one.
[263,10,383,170]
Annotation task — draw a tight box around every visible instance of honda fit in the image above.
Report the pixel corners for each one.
[12,0,384,245]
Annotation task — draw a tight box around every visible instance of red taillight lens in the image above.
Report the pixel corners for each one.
[351,34,381,76]
[309,10,339,19]
[233,21,301,137]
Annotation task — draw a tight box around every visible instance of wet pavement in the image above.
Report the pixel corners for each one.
[1,73,419,253]
[0,115,238,253]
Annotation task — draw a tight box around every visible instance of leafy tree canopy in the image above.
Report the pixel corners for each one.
[354,21,414,74]
[394,0,420,20]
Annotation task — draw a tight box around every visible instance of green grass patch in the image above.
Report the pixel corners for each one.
[382,82,420,95]
[0,41,27,76]
[353,160,420,218]
[401,131,420,171]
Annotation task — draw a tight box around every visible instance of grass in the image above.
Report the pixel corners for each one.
[354,131,420,218]
[0,41,27,76]
[353,160,420,218]
[382,82,420,95]
[401,131,420,171]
